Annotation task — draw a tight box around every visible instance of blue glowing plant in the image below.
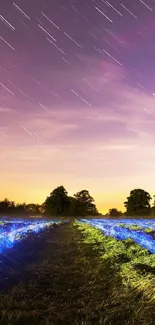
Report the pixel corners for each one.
[80,219,155,254]
[0,220,57,254]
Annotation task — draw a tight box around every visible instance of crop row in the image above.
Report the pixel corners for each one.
[0,220,56,253]
[77,221,155,301]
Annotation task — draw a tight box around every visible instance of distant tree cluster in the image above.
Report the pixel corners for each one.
[124,189,152,216]
[0,187,155,218]
[108,208,123,217]
[43,186,99,217]
[108,188,154,218]
[0,186,99,217]
[0,199,42,217]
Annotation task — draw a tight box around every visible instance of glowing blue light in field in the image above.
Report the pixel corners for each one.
[81,219,155,254]
[0,220,57,253]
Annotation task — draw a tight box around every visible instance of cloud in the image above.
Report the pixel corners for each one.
[1,57,155,150]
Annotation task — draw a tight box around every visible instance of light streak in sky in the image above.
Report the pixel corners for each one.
[41,12,60,29]
[38,24,57,42]
[64,32,82,48]
[0,82,15,96]
[106,1,123,16]
[139,0,152,11]
[47,37,65,54]
[120,4,138,18]
[13,2,31,20]
[102,48,122,66]
[70,89,92,106]
[21,125,45,143]
[0,36,15,50]
[0,14,15,31]
[95,7,113,23]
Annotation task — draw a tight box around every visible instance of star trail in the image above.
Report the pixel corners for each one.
[0,0,155,212]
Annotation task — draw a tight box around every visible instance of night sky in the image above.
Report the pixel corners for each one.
[1,0,155,213]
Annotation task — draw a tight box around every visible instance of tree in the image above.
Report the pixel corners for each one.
[44,186,70,216]
[15,203,28,216]
[124,189,152,216]
[109,208,122,217]
[0,198,15,215]
[0,187,100,217]
[26,203,41,215]
[67,197,82,216]
[151,195,155,216]
[74,190,99,216]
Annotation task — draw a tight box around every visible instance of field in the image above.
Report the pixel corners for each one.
[1,218,155,325]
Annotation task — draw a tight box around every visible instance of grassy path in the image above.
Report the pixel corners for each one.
[0,222,155,325]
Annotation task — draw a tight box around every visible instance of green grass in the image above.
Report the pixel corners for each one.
[143,227,154,233]
[119,224,155,233]
[120,224,143,230]
[0,222,155,324]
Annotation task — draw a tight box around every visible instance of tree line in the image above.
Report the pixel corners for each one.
[0,186,155,217]
[0,186,99,217]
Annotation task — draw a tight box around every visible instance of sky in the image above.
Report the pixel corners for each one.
[1,0,155,213]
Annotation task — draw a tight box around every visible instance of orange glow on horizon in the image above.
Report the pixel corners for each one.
[0,181,150,215]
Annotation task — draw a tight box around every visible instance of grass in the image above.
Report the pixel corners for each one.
[118,223,155,239]
[0,221,155,324]
[120,224,143,230]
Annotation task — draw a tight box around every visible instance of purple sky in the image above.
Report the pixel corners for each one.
[1,0,155,212]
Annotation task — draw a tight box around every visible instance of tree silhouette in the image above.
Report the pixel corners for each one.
[74,190,98,216]
[124,189,152,216]
[0,198,16,215]
[0,199,43,217]
[67,197,83,216]
[26,203,41,215]
[151,195,155,216]
[109,208,122,217]
[44,186,70,216]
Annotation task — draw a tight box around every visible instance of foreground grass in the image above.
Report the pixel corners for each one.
[78,223,155,290]
[0,222,155,324]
